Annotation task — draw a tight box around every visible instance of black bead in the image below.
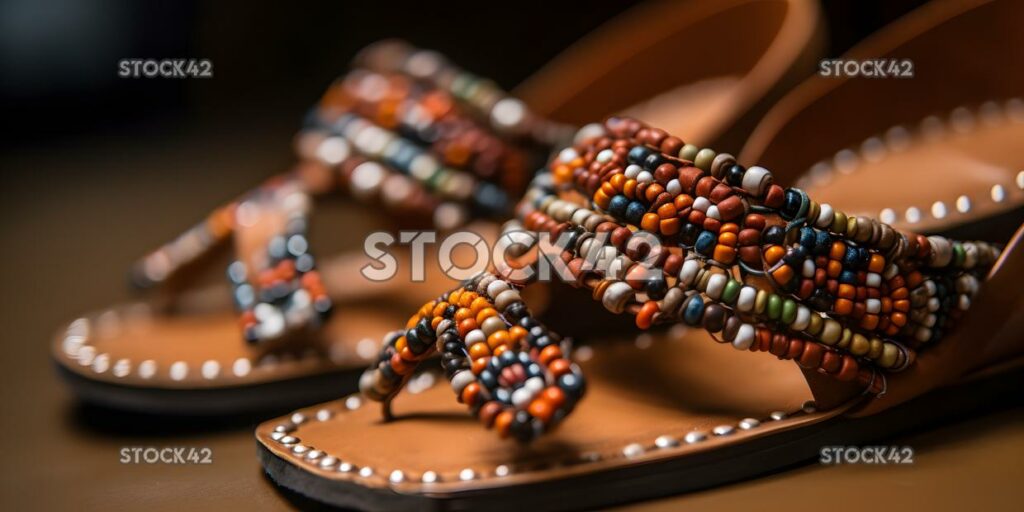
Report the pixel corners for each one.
[679,223,701,246]
[814,230,832,255]
[726,164,746,186]
[608,195,629,218]
[799,227,816,250]
[645,276,668,300]
[628,145,652,164]
[644,153,667,171]
[808,288,832,311]
[763,225,786,245]
[781,188,803,220]
[624,201,646,226]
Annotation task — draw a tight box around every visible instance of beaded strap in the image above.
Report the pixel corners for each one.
[359,273,584,442]
[131,45,556,345]
[361,117,1001,439]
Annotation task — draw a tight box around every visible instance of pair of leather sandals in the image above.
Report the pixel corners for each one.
[53,0,1023,509]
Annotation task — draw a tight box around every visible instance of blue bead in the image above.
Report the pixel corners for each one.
[683,295,705,326]
[625,201,646,226]
[799,227,816,250]
[628,145,651,164]
[843,246,859,266]
[839,270,857,284]
[608,195,629,218]
[814,230,832,255]
[695,231,716,255]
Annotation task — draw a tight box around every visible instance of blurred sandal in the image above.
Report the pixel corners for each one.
[53,0,824,415]
[255,114,1022,510]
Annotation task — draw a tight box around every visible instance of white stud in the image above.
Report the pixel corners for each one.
[169,361,188,381]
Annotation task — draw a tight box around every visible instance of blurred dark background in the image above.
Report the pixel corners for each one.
[2,0,930,153]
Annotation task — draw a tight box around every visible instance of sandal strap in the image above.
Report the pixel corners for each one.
[360,117,1004,441]
[129,45,558,346]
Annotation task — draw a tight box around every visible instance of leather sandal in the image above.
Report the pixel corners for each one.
[254,114,1022,509]
[53,0,823,415]
[52,51,565,415]
[741,0,1024,237]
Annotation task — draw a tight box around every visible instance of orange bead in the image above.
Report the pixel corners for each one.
[492,345,508,357]
[674,194,694,210]
[549,358,572,377]
[771,264,794,285]
[454,307,473,322]
[834,298,854,315]
[837,284,856,299]
[553,164,573,184]
[713,245,736,264]
[475,307,498,324]
[641,213,660,232]
[494,410,514,437]
[889,312,907,327]
[657,203,677,219]
[539,345,562,365]
[859,314,879,331]
[660,218,681,236]
[470,296,490,314]
[830,242,846,260]
[471,357,488,374]
[609,173,626,191]
[508,325,527,342]
[461,382,481,405]
[719,222,740,234]
[764,245,786,265]
[636,300,659,329]
[868,254,885,273]
[893,300,910,313]
[717,232,738,247]
[827,260,842,278]
[457,318,478,337]
[593,190,611,210]
[527,398,554,423]
[542,387,566,409]
[468,342,491,360]
[487,330,510,349]
[432,302,449,317]
[431,316,443,330]
[623,179,638,199]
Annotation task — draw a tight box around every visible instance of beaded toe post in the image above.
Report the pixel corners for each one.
[256,117,1022,510]
[52,44,565,415]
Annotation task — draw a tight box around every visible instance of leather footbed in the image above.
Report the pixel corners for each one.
[255,0,1024,508]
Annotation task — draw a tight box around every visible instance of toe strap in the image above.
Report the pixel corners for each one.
[359,272,585,442]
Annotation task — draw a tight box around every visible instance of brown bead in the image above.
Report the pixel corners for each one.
[663,253,683,276]
[716,195,744,220]
[703,304,726,332]
[660,136,684,156]
[654,163,678,185]
[763,185,785,208]
[678,167,704,193]
[611,227,632,249]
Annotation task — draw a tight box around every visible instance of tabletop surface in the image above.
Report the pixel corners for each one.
[1,122,1021,511]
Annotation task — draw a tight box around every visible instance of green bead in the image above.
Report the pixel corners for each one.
[721,280,741,304]
[953,243,966,267]
[781,299,797,325]
[679,144,699,161]
[767,294,782,320]
[694,148,716,171]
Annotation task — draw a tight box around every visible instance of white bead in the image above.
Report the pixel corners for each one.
[958,294,971,310]
[705,273,727,300]
[450,370,475,395]
[865,299,881,314]
[596,149,614,163]
[733,324,755,350]
[883,264,900,280]
[741,166,772,196]
[558,148,579,163]
[524,377,545,394]
[624,164,642,179]
[483,278,507,299]
[679,259,700,286]
[573,123,605,144]
[636,171,654,184]
[736,286,757,312]
[692,197,711,212]
[511,386,535,409]
[666,179,682,195]
[464,329,486,347]
[815,203,834,228]
[802,259,815,278]
[602,281,634,314]
[791,306,811,331]
[866,273,881,288]
[706,205,721,220]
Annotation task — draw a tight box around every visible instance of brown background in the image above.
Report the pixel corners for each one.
[1,0,1022,510]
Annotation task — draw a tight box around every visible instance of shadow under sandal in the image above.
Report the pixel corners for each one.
[255,117,1023,510]
[52,47,564,415]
